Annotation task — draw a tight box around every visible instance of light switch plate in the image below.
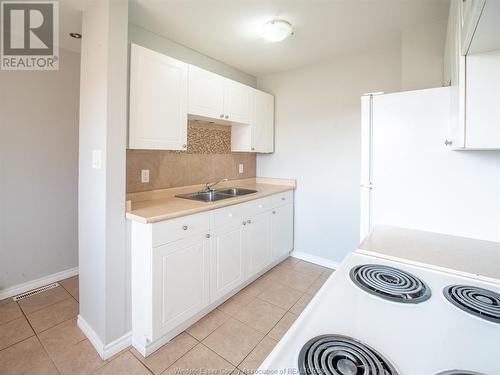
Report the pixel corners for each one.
[141,169,150,183]
[92,150,102,169]
[238,164,244,174]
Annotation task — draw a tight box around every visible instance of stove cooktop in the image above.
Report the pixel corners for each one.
[259,252,500,375]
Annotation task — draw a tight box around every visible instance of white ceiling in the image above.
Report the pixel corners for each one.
[58,0,86,53]
[130,0,450,77]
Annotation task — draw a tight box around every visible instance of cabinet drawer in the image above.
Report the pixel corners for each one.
[272,190,294,207]
[210,204,247,229]
[152,212,209,247]
[241,196,274,216]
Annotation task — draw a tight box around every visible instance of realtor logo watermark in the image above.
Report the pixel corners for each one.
[1,0,59,70]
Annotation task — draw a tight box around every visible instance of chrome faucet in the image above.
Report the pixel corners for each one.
[204,178,228,192]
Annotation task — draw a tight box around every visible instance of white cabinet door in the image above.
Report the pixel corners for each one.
[210,223,246,302]
[151,234,209,341]
[271,204,294,261]
[129,44,188,150]
[188,65,224,120]
[465,50,500,149]
[252,90,274,153]
[245,211,272,279]
[223,79,252,124]
[460,0,486,54]
[445,0,466,148]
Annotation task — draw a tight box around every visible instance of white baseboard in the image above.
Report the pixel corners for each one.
[77,315,132,360]
[290,251,340,269]
[0,267,79,300]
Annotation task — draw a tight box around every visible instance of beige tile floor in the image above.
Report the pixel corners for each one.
[0,257,334,375]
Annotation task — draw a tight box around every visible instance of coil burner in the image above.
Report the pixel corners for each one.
[444,285,500,324]
[350,264,431,303]
[298,334,398,375]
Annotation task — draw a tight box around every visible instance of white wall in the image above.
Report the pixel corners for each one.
[129,24,256,87]
[257,43,402,263]
[401,19,448,90]
[0,48,80,291]
[78,0,129,348]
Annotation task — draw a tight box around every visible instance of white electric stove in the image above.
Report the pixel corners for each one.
[259,251,500,375]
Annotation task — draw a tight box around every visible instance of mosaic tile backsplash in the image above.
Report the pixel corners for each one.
[127,121,256,193]
[186,122,231,154]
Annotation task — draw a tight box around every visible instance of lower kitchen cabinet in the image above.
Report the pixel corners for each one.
[245,211,273,279]
[210,223,246,302]
[130,190,294,355]
[272,203,294,260]
[151,234,210,341]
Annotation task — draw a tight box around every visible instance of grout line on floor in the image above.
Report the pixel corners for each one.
[93,349,154,375]
[58,278,80,305]
[0,317,36,353]
[232,294,304,370]
[184,329,201,343]
[114,258,320,373]
[35,335,63,374]
[19,294,74,318]
[0,311,24,328]
[33,313,79,335]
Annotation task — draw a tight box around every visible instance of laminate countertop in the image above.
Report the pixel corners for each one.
[126,177,295,224]
[358,225,500,283]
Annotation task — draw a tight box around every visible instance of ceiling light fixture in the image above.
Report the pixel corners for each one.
[69,32,82,39]
[261,19,294,42]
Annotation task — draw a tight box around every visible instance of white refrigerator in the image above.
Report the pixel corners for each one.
[360,87,500,243]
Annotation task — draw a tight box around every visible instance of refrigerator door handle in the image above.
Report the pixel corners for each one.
[360,184,373,189]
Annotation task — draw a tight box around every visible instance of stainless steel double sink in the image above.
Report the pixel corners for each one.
[176,187,258,202]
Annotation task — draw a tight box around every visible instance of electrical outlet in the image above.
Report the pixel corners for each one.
[141,169,150,183]
[238,164,244,174]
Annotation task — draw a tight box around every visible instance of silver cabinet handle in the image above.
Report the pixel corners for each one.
[281,197,286,201]
[251,147,255,151]
[247,219,252,224]
[182,225,188,230]
[242,221,247,226]
[182,144,187,149]
[444,139,453,146]
[225,115,229,119]
[272,210,276,214]
[205,233,211,238]
[220,114,224,118]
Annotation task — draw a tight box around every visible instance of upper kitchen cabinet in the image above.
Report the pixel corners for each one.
[466,1,500,55]
[129,45,275,152]
[188,65,224,120]
[460,0,486,55]
[252,90,275,153]
[129,44,188,150]
[444,0,500,150]
[223,79,253,124]
[188,65,252,125]
[466,50,500,148]
[232,89,275,153]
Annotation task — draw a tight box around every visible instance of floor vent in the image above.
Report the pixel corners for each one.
[12,283,59,302]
